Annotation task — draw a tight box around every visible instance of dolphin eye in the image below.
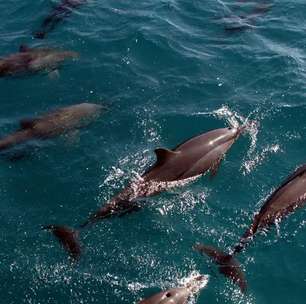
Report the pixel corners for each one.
[165,292,172,297]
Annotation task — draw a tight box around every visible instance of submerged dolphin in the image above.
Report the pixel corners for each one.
[194,164,306,292]
[0,45,78,77]
[224,3,272,32]
[45,125,245,260]
[34,0,86,39]
[0,103,103,152]
[137,275,208,304]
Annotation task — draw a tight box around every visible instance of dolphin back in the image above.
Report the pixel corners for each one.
[34,0,86,39]
[21,103,103,138]
[233,164,306,254]
[143,127,241,182]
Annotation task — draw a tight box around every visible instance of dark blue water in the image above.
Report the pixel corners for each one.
[1,1,306,303]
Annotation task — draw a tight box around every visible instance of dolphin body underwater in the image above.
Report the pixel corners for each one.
[194,164,306,293]
[0,45,78,77]
[34,0,87,39]
[137,275,208,304]
[224,3,272,33]
[44,125,246,260]
[0,103,104,153]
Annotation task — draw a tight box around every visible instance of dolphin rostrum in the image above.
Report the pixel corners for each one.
[44,125,245,260]
[194,164,306,292]
[34,0,87,39]
[0,45,78,77]
[0,103,104,153]
[137,274,208,304]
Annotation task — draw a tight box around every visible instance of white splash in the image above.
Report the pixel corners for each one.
[212,105,243,128]
[242,144,281,175]
[275,217,281,238]
[179,271,209,291]
[137,106,161,144]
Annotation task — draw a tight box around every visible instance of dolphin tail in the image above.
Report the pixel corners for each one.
[79,200,142,228]
[0,130,32,152]
[193,243,247,293]
[42,225,81,262]
[232,214,260,255]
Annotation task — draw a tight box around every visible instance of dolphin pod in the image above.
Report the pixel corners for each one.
[0,45,78,78]
[2,1,305,302]
[34,0,87,39]
[137,275,208,304]
[44,125,245,260]
[0,103,104,153]
[194,164,306,292]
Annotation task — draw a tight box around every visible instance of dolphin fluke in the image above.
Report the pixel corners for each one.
[194,243,247,293]
[42,225,81,261]
[79,200,142,228]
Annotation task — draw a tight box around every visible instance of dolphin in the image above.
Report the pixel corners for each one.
[137,275,208,304]
[44,125,246,260]
[0,45,78,77]
[0,103,104,153]
[82,125,246,225]
[194,164,306,292]
[34,0,87,39]
[224,3,272,33]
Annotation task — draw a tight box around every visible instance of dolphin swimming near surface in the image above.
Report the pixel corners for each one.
[82,125,246,226]
[0,103,104,153]
[194,163,306,292]
[0,45,78,77]
[137,275,208,304]
[44,125,246,260]
[34,0,87,39]
[224,3,272,32]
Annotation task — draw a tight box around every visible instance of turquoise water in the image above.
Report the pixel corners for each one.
[1,0,306,303]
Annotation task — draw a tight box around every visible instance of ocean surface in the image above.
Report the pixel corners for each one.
[1,0,306,303]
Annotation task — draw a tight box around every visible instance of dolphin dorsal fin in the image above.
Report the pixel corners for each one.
[19,118,38,130]
[19,45,31,53]
[154,148,179,166]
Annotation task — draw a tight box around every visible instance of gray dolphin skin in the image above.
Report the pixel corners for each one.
[0,45,78,77]
[34,0,86,39]
[45,125,245,260]
[83,126,245,225]
[138,275,208,304]
[233,163,306,254]
[0,103,103,152]
[194,164,306,292]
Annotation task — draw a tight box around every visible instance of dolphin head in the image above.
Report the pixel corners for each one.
[138,288,189,304]
[138,274,208,304]
[184,274,209,294]
[28,48,79,71]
